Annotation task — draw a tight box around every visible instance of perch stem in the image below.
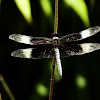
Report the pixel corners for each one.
[0,93,2,100]
[54,0,58,33]
[49,0,58,100]
[49,56,56,100]
[0,75,15,100]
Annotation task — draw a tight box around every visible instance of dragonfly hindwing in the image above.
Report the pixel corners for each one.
[59,43,100,58]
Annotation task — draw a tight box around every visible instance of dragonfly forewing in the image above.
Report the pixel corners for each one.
[9,34,53,45]
[59,26,100,43]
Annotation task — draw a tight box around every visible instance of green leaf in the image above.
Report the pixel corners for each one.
[36,83,48,96]
[75,74,87,88]
[14,0,33,24]
[40,0,52,16]
[64,0,90,27]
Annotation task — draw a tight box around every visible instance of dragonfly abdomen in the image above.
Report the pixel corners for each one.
[54,48,62,77]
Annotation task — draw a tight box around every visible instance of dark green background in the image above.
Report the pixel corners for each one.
[1,0,100,100]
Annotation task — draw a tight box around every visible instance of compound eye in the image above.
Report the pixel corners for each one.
[51,33,58,38]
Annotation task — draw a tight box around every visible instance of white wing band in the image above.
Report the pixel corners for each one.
[54,48,62,77]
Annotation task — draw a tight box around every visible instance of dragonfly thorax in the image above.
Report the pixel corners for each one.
[51,33,60,48]
[52,39,60,48]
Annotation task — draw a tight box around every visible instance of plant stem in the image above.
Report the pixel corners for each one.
[0,75,15,100]
[54,0,58,33]
[49,56,56,100]
[0,93,2,100]
[49,0,58,100]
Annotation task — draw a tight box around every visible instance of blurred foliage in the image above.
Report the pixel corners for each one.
[0,75,15,100]
[0,0,1,4]
[36,83,49,96]
[40,0,52,17]
[64,0,90,27]
[14,0,33,24]
[1,0,100,100]
[75,74,87,88]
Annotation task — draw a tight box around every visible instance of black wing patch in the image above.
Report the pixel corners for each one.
[9,34,53,45]
[59,43,100,58]
[59,26,100,43]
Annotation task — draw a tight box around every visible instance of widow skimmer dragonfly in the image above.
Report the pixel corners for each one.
[9,26,100,77]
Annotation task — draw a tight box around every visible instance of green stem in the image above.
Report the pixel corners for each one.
[54,0,58,33]
[49,0,58,100]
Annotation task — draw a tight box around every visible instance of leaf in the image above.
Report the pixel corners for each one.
[64,0,90,27]
[14,0,33,24]
[40,0,52,16]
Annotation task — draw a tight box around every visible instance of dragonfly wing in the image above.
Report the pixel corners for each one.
[59,26,100,43]
[11,45,54,59]
[9,34,52,45]
[59,43,100,58]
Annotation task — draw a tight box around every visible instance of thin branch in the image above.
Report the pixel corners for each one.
[54,0,58,33]
[0,93,2,100]
[49,0,59,100]
[49,56,56,100]
[0,75,15,100]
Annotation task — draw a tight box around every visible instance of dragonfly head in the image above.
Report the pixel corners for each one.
[52,33,59,39]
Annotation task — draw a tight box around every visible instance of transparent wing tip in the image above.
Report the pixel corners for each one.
[80,26,100,39]
[9,34,15,40]
[81,43,100,54]
[91,26,100,33]
[11,48,33,59]
[9,34,21,42]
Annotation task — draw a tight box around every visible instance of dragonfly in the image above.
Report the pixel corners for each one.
[9,26,100,77]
